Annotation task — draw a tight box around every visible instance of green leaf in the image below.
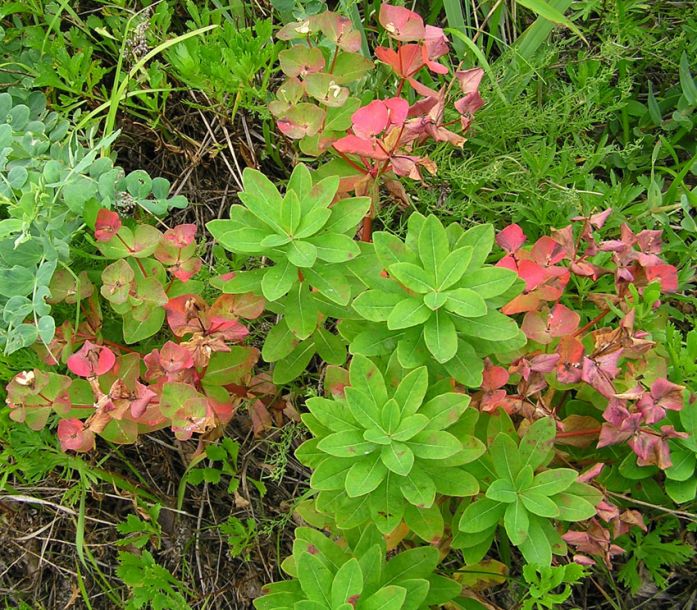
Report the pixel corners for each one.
[420,392,470,430]
[444,288,487,317]
[455,310,519,341]
[504,500,529,545]
[313,326,347,365]
[309,232,361,263]
[436,246,472,290]
[324,196,372,234]
[423,291,448,310]
[392,414,430,442]
[331,558,363,608]
[454,224,494,269]
[373,232,416,268]
[486,479,517,503]
[429,467,479,497]
[332,52,374,85]
[272,339,315,384]
[679,51,697,106]
[286,239,318,268]
[388,262,434,293]
[404,503,444,543]
[384,547,439,585]
[551,493,596,521]
[519,417,556,470]
[666,478,697,504]
[444,340,484,387]
[122,308,165,343]
[417,215,449,276]
[310,458,353,490]
[399,466,436,507]
[239,168,284,232]
[527,469,577,496]
[304,266,351,305]
[284,283,318,339]
[287,163,313,200]
[345,454,388,497]
[408,431,461,459]
[349,355,388,407]
[262,320,299,362]
[297,551,332,604]
[325,97,362,132]
[459,498,506,533]
[203,348,256,385]
[216,225,269,253]
[518,516,552,566]
[353,290,403,322]
[221,268,265,294]
[381,442,415,476]
[319,430,378,458]
[261,259,297,301]
[460,267,518,298]
[520,492,560,517]
[490,433,522,482]
[393,367,429,417]
[424,310,458,363]
[387,297,431,330]
[345,387,383,431]
[361,585,407,610]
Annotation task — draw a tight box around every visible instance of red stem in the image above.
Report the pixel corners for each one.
[556,428,601,439]
[574,308,610,337]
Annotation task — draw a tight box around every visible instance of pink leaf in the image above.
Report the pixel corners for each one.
[333,134,389,160]
[67,341,116,378]
[58,418,95,452]
[531,236,566,266]
[424,25,449,59]
[645,264,678,292]
[94,209,121,242]
[496,224,526,253]
[379,3,425,41]
[164,224,197,248]
[159,341,195,374]
[352,100,389,138]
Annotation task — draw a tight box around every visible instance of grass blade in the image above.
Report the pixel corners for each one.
[446,28,509,105]
[443,0,468,57]
[515,0,587,44]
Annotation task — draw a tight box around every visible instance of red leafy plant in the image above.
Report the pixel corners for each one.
[270,2,485,238]
[5,212,282,452]
[464,211,688,564]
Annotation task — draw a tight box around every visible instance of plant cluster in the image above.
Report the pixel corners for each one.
[5,211,265,451]
[1,1,696,609]
[269,3,486,237]
[0,89,187,355]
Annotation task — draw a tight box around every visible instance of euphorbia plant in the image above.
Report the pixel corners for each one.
[254,524,461,609]
[345,212,524,387]
[296,355,484,538]
[6,212,265,451]
[208,163,370,383]
[271,3,486,238]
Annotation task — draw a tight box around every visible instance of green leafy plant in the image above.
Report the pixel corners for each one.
[208,163,370,383]
[117,550,191,610]
[519,563,587,610]
[297,354,483,537]
[458,417,602,565]
[0,89,187,354]
[617,518,695,594]
[254,525,461,609]
[346,213,524,387]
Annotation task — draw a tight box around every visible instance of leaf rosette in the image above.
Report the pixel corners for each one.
[296,355,484,536]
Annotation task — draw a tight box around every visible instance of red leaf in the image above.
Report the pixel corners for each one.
[496,224,526,253]
[164,224,196,248]
[165,294,207,337]
[379,3,425,41]
[645,263,678,292]
[333,134,389,160]
[159,341,195,374]
[170,257,202,282]
[94,209,121,242]
[375,44,424,79]
[531,236,566,266]
[58,418,95,452]
[67,341,116,377]
[424,25,448,60]
[352,100,389,137]
[517,260,547,292]
[556,336,584,384]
